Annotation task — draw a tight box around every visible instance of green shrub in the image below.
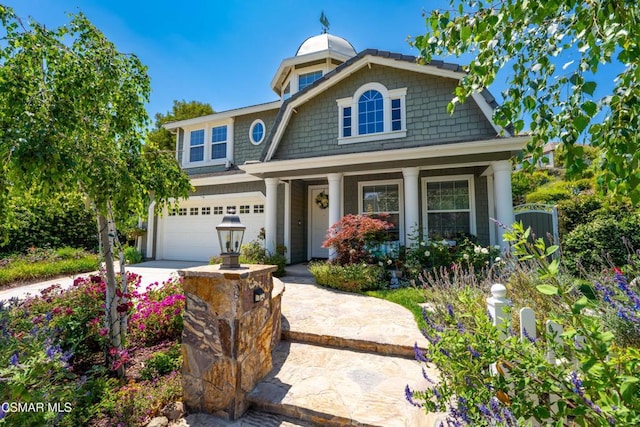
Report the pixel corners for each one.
[96,371,182,426]
[1,192,98,255]
[309,262,386,292]
[0,250,99,286]
[562,213,640,274]
[511,169,552,205]
[525,177,595,204]
[123,246,143,264]
[238,240,287,277]
[140,344,182,380]
[556,194,603,236]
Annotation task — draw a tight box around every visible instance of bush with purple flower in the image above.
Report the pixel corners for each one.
[407,222,640,425]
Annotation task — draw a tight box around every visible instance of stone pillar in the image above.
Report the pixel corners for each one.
[264,178,279,255]
[179,264,282,420]
[492,160,515,252]
[327,173,343,260]
[402,167,420,246]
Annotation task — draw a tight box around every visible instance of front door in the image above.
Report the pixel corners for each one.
[309,186,330,259]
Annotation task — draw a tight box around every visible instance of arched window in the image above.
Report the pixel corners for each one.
[337,83,407,144]
[358,90,384,134]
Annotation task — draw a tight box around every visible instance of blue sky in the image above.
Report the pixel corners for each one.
[6,0,457,121]
[4,1,617,132]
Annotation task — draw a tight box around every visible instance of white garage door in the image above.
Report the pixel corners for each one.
[158,194,265,262]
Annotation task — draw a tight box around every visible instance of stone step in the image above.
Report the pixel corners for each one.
[247,341,440,427]
[178,408,312,426]
[281,329,416,359]
[279,278,428,360]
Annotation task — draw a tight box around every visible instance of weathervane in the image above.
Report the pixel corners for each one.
[320,11,330,34]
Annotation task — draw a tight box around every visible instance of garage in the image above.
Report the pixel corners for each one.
[156,193,265,262]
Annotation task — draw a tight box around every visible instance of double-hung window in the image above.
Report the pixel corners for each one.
[183,119,233,167]
[360,180,403,242]
[337,83,407,144]
[423,175,476,240]
[211,126,227,160]
[189,130,205,162]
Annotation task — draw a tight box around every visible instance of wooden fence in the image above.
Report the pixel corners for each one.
[486,283,586,425]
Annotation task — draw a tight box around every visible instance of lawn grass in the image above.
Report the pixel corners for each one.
[0,252,99,287]
[364,286,427,330]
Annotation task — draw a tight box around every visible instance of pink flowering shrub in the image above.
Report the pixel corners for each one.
[128,276,185,347]
[8,272,142,362]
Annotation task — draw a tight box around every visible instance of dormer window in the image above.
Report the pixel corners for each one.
[298,70,323,91]
[183,118,234,167]
[337,83,407,144]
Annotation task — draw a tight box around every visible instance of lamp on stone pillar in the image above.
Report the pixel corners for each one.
[216,210,246,269]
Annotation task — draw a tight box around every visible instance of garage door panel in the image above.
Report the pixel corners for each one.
[159,197,265,262]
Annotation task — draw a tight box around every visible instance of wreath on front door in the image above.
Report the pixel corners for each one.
[315,191,329,209]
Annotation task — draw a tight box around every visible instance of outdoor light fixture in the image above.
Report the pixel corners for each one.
[253,288,265,303]
[215,210,246,269]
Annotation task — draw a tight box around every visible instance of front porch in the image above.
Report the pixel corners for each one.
[252,155,517,264]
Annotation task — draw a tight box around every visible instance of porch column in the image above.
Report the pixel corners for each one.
[264,178,279,255]
[402,167,420,247]
[491,160,515,252]
[327,173,343,260]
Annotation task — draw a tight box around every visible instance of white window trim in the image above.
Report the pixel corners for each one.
[358,179,404,245]
[337,83,407,145]
[422,174,477,239]
[182,118,234,168]
[249,119,266,145]
[289,63,329,95]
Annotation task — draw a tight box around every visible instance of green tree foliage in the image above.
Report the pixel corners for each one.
[147,100,214,152]
[1,191,98,255]
[0,5,191,373]
[412,0,640,203]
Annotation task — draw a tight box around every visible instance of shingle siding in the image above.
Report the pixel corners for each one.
[273,64,496,160]
[181,108,279,177]
[193,181,265,197]
[234,109,279,164]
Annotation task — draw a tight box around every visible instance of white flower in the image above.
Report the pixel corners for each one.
[474,246,481,254]
[387,259,393,265]
[481,247,489,255]
[463,253,470,260]
[378,261,383,267]
[485,260,489,265]
[420,241,426,246]
[424,250,430,257]
[495,257,502,263]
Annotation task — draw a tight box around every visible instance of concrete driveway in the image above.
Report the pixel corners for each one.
[0,260,207,301]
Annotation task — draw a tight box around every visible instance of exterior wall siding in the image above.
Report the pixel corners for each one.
[273,64,497,160]
[234,109,279,165]
[181,108,279,177]
[193,180,265,197]
[474,176,490,245]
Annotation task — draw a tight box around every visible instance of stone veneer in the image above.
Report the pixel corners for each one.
[178,264,283,420]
